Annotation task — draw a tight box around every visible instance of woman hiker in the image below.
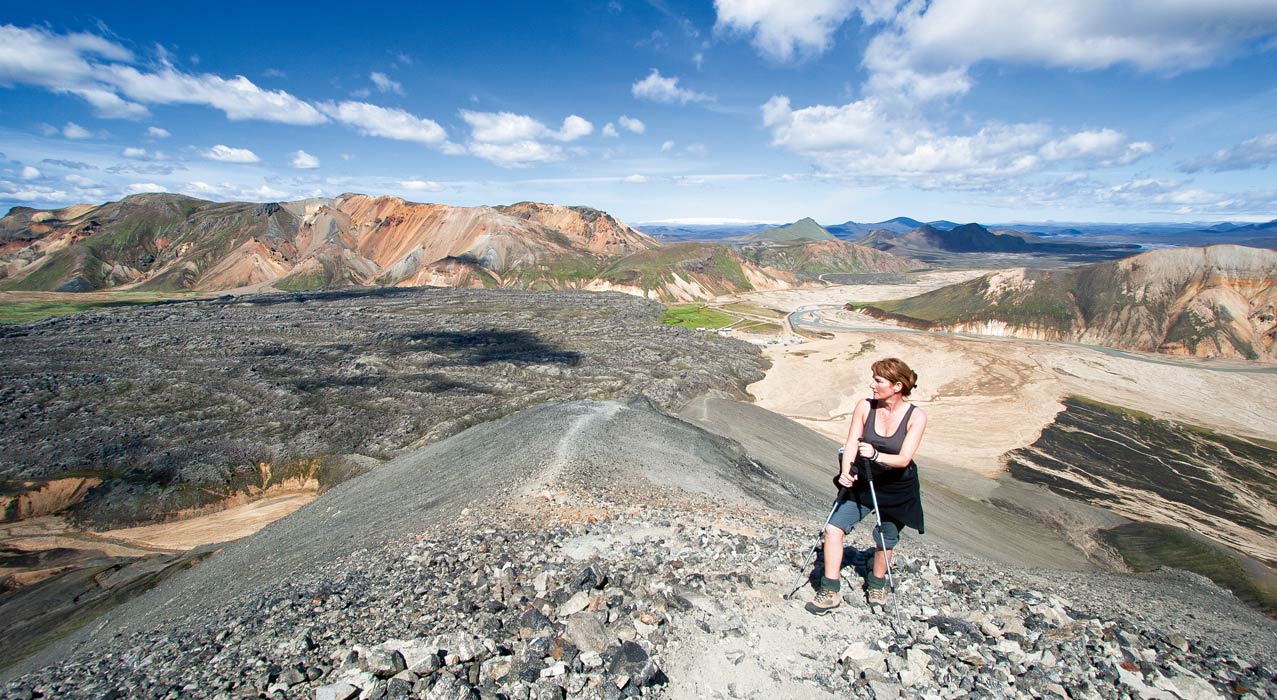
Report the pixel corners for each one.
[806,357,927,614]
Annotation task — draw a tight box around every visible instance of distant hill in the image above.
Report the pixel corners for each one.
[734,217,835,243]
[827,216,925,238]
[740,239,919,276]
[855,245,1277,360]
[861,223,1036,253]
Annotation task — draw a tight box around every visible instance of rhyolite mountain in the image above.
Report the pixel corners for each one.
[0,193,658,293]
[0,194,926,301]
[855,244,1277,360]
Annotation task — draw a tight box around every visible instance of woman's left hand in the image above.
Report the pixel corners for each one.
[857,441,876,460]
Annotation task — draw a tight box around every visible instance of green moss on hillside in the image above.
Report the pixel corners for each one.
[662,304,735,329]
[1098,522,1277,617]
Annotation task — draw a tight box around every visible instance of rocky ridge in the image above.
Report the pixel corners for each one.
[5,486,1274,699]
[3,399,1274,699]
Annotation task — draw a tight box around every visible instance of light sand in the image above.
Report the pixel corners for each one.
[1,493,317,565]
[741,286,1277,478]
[98,492,317,550]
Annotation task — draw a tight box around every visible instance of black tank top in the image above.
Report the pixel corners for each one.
[862,402,916,464]
[853,399,924,533]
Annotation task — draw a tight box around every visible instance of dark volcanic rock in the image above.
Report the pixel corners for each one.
[0,288,766,527]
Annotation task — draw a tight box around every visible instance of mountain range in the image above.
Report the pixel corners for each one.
[855,244,1277,360]
[0,194,925,301]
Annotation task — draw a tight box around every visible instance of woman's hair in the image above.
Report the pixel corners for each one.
[872,357,918,397]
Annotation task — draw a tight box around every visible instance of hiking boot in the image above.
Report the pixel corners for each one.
[867,585,889,607]
[804,589,841,615]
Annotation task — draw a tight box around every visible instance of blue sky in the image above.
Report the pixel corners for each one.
[2,1,1276,225]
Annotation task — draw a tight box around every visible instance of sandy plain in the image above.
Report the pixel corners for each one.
[734,276,1277,466]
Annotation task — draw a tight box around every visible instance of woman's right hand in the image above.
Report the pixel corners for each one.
[837,470,857,488]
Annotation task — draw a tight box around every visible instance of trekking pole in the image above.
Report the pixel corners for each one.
[865,464,904,631]
[783,485,847,600]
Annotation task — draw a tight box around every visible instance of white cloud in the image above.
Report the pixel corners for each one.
[121,147,148,159]
[602,123,619,138]
[660,140,675,152]
[1039,129,1154,166]
[617,115,645,134]
[201,145,261,163]
[460,111,593,143]
[101,66,327,124]
[19,166,41,179]
[180,180,289,201]
[557,115,593,141]
[1179,132,1277,173]
[125,182,165,194]
[468,140,563,168]
[862,1,1277,103]
[370,71,404,95]
[147,126,170,138]
[291,150,320,169]
[458,111,593,166]
[761,94,1152,180]
[632,69,710,104]
[63,122,92,139]
[320,101,452,147]
[713,0,859,63]
[400,179,443,191]
[0,25,325,124]
[623,174,649,183]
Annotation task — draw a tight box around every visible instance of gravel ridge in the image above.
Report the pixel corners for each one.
[5,400,1275,699]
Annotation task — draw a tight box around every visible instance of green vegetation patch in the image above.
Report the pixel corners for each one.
[662,304,736,330]
[1098,522,1277,617]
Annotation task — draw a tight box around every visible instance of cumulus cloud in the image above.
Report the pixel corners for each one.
[400,179,443,191]
[660,140,675,152]
[623,174,649,183]
[320,101,452,147]
[458,111,594,167]
[713,0,860,63]
[468,140,563,168]
[201,145,261,163]
[147,126,170,138]
[63,122,92,139]
[0,24,325,125]
[101,66,327,124]
[291,150,320,169]
[617,115,645,134]
[1179,132,1277,173]
[124,182,165,194]
[19,166,41,179]
[761,94,1152,180]
[632,69,710,104]
[121,147,148,159]
[370,71,404,95]
[863,1,1277,102]
[602,122,619,138]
